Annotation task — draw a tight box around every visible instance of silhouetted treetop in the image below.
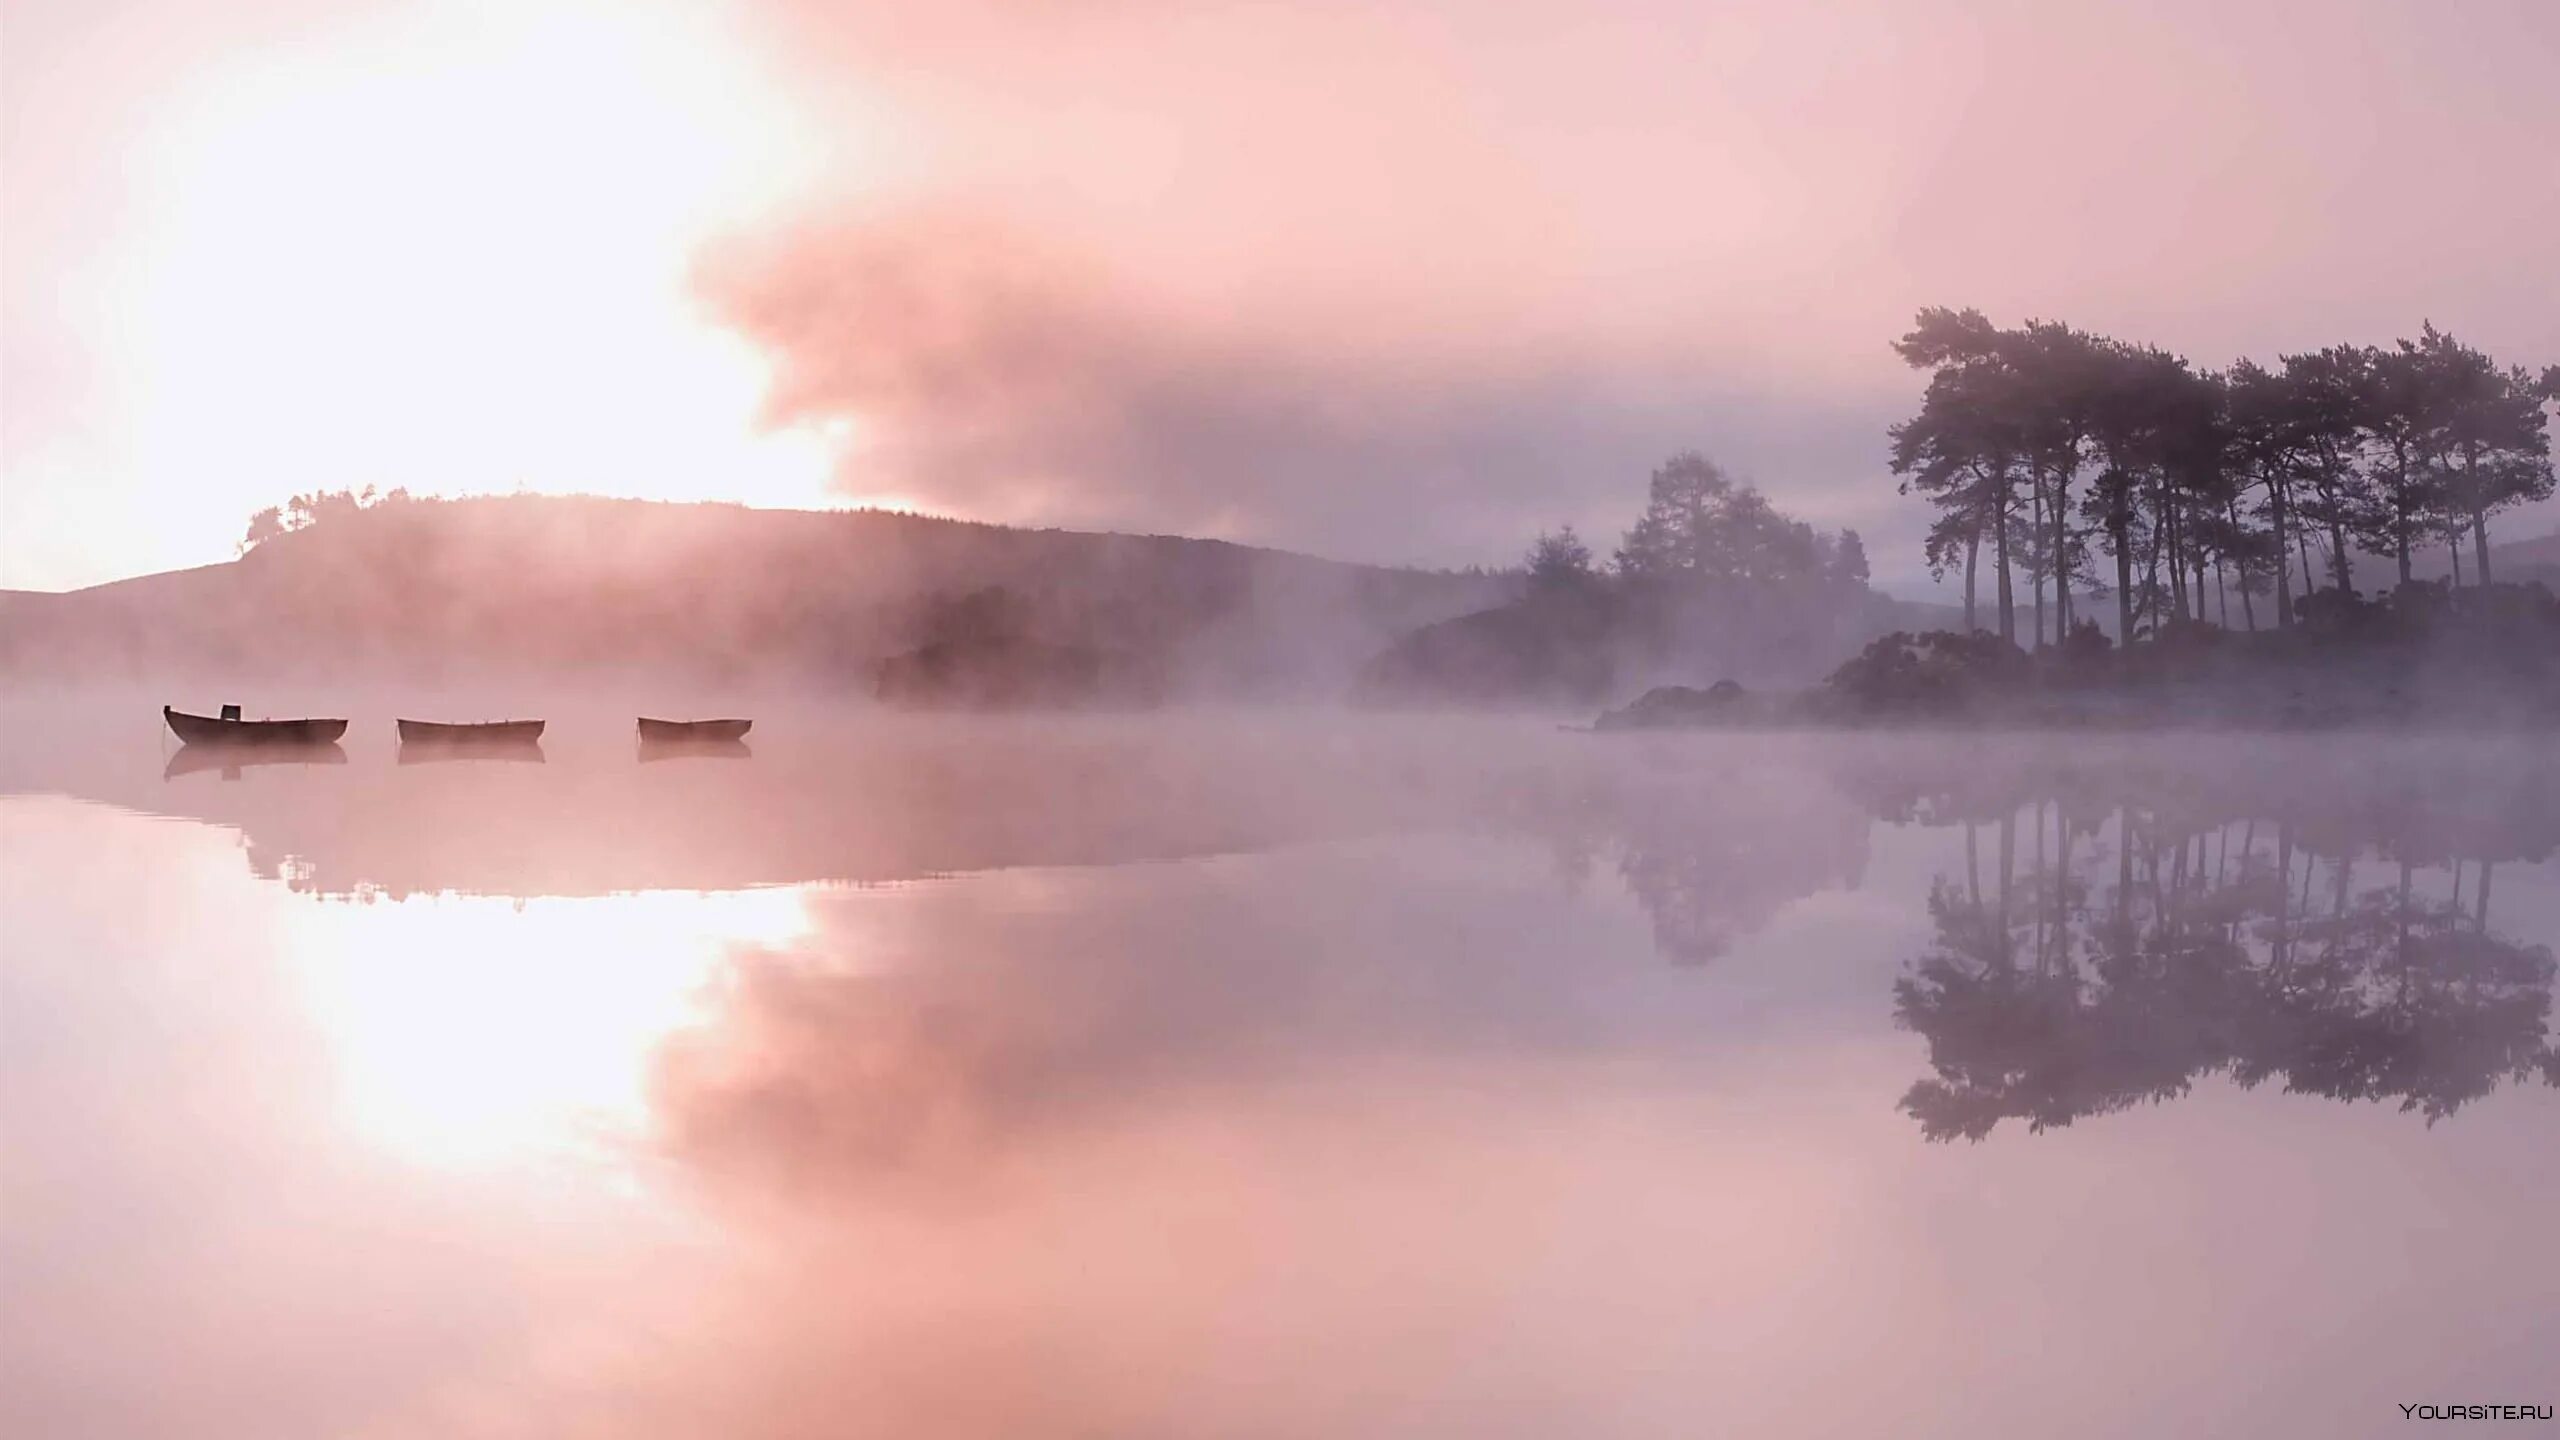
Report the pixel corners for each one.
[1887,309,2556,650]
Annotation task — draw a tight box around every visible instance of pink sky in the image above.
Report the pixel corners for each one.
[6,0,2556,591]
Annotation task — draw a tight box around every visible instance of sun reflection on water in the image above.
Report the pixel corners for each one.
[280,884,823,1173]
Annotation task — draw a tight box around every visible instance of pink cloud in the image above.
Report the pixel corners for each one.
[703,0,2560,574]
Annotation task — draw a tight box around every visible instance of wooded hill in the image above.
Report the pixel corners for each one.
[0,495,1509,693]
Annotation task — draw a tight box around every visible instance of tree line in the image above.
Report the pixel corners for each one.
[239,485,413,552]
[1889,310,2559,645]
[1366,454,1881,702]
[1522,454,1878,687]
[1526,451,1870,600]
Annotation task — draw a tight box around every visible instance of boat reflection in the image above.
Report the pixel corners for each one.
[164,741,348,782]
[397,737,547,765]
[52,724,1545,897]
[636,736,752,763]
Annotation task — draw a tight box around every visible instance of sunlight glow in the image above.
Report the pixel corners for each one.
[8,0,858,589]
[285,884,820,1173]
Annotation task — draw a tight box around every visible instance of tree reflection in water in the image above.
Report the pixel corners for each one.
[1885,755,2560,1140]
[1502,752,1872,966]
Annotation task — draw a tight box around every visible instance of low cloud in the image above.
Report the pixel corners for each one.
[699,0,2560,577]
[699,208,1901,569]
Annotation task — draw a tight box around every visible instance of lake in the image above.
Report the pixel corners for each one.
[3,699,2554,1438]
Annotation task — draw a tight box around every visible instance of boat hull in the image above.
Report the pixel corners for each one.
[635,717,752,743]
[398,719,546,744]
[165,707,349,746]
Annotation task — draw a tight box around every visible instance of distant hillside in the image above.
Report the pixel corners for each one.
[0,496,1508,693]
[2404,528,2560,592]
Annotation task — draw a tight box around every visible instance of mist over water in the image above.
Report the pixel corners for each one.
[9,0,2555,1428]
[1,694,2552,1438]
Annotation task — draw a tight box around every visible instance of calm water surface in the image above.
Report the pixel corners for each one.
[3,701,2554,1438]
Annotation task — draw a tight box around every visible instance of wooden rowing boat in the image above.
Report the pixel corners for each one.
[397,718,546,744]
[635,717,752,743]
[164,705,349,746]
